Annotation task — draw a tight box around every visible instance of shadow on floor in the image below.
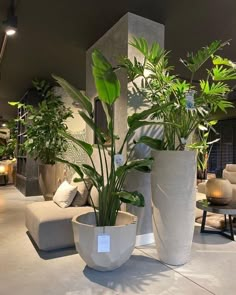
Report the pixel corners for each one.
[26,231,77,259]
[193,226,233,245]
[83,254,169,294]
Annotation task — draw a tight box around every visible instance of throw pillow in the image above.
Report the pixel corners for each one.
[53,180,77,208]
[70,173,92,206]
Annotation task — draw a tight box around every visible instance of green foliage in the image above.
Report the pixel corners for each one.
[92,49,120,105]
[0,119,17,160]
[189,121,220,176]
[121,37,235,151]
[54,50,152,227]
[180,40,227,74]
[10,79,73,164]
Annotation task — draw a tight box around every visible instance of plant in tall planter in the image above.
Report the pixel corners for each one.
[10,79,73,199]
[121,38,236,265]
[53,50,153,271]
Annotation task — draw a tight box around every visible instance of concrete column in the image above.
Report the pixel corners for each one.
[86,13,164,245]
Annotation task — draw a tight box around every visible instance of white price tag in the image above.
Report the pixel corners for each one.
[97,234,110,253]
[114,154,124,168]
[186,90,195,109]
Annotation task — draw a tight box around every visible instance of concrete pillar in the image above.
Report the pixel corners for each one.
[86,13,164,245]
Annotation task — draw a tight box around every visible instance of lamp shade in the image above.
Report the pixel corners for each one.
[206,178,232,205]
[0,165,6,174]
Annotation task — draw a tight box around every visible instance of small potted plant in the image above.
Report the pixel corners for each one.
[53,50,153,271]
[10,79,73,199]
[121,38,236,265]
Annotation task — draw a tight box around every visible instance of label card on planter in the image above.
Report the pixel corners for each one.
[97,234,110,253]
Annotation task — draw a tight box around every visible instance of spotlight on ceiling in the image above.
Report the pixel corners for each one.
[2,1,17,36]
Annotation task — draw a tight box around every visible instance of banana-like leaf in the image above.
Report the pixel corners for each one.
[137,136,163,150]
[53,75,93,115]
[101,102,112,132]
[92,49,120,105]
[59,130,93,156]
[117,190,145,207]
[81,164,103,187]
[127,102,171,127]
[115,158,153,178]
[79,111,106,144]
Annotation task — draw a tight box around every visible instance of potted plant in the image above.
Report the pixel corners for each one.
[53,49,153,271]
[121,37,236,265]
[10,79,73,199]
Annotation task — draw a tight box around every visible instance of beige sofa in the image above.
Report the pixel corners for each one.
[198,164,236,201]
[25,201,93,251]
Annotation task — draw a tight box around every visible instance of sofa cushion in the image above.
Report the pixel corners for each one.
[70,175,92,207]
[53,180,77,208]
[225,164,236,172]
[25,201,93,250]
[223,170,236,184]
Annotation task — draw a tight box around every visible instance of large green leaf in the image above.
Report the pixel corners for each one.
[127,102,171,127]
[79,111,106,144]
[59,130,93,156]
[81,164,103,187]
[137,136,164,150]
[53,75,93,115]
[117,191,145,207]
[180,40,227,73]
[92,49,120,105]
[212,55,236,67]
[115,158,153,178]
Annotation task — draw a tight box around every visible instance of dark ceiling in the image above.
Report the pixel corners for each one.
[0,0,236,120]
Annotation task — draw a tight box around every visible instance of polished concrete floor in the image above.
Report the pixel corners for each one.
[0,185,236,295]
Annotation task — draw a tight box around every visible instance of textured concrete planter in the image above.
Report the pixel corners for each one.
[72,211,137,271]
[151,150,196,265]
[38,163,64,200]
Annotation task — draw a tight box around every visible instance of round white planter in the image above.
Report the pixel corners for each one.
[151,150,196,265]
[38,162,64,200]
[72,211,137,271]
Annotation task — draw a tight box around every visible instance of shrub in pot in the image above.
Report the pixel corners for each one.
[10,79,73,199]
[53,50,153,271]
[121,38,236,265]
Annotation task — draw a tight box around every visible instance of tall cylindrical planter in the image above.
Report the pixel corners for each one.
[38,163,64,200]
[151,150,196,265]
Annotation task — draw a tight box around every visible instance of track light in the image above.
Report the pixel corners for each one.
[2,1,17,36]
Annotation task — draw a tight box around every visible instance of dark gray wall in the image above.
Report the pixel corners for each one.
[0,0,236,121]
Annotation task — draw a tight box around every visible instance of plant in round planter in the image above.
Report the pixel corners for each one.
[121,38,236,265]
[10,79,73,199]
[53,50,153,271]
